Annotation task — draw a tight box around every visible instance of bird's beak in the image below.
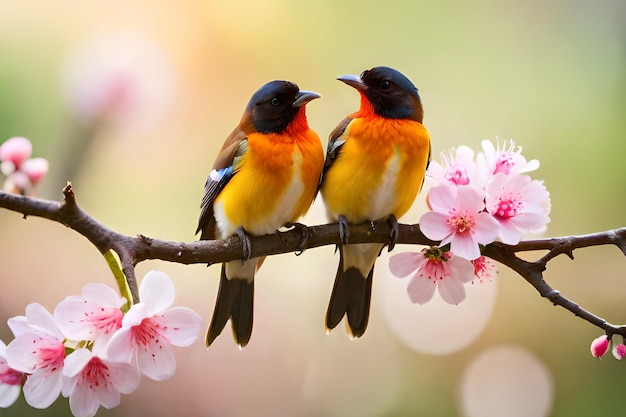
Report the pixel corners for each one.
[337,74,366,91]
[293,90,321,107]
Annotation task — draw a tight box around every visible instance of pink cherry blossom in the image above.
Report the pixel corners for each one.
[20,158,49,185]
[62,348,140,417]
[54,283,126,352]
[477,138,539,176]
[612,343,626,360]
[427,146,481,188]
[0,339,23,408]
[471,256,496,283]
[590,335,610,358]
[0,136,32,170]
[420,184,500,260]
[0,137,49,195]
[6,303,66,408]
[106,271,202,381]
[485,173,551,245]
[389,247,475,305]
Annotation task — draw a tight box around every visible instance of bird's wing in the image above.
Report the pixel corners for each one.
[320,116,352,186]
[196,126,249,239]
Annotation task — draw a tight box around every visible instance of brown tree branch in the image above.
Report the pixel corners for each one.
[1,185,625,338]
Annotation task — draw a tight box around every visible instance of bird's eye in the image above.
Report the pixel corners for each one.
[380,80,391,89]
[271,98,280,106]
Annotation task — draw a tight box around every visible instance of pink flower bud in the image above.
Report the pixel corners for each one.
[590,335,609,358]
[612,343,626,360]
[20,158,49,184]
[0,137,32,168]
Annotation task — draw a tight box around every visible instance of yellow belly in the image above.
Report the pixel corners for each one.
[321,116,430,223]
[215,130,323,237]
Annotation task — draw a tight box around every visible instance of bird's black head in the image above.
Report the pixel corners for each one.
[245,80,320,134]
[338,66,424,122]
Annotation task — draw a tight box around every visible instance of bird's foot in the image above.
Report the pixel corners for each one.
[338,215,350,244]
[236,227,252,261]
[283,222,311,255]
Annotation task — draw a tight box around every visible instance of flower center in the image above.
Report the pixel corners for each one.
[493,152,515,175]
[446,209,476,235]
[493,193,523,219]
[83,306,123,335]
[131,317,163,348]
[420,247,453,282]
[444,163,470,185]
[37,342,66,374]
[79,357,111,391]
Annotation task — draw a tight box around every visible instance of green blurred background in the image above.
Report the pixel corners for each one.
[1,0,625,416]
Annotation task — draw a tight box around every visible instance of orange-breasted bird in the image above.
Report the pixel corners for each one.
[320,66,431,338]
[197,80,324,347]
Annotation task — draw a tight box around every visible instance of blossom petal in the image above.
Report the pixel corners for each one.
[511,211,550,230]
[455,186,485,212]
[0,383,20,408]
[105,327,134,364]
[438,278,467,305]
[120,303,150,327]
[154,308,202,347]
[108,361,141,394]
[419,211,452,241]
[6,316,30,338]
[406,274,437,305]
[94,380,121,410]
[447,255,475,283]
[426,184,457,213]
[388,252,425,278]
[68,383,100,417]
[136,341,176,381]
[139,271,175,315]
[449,234,481,261]
[497,219,521,245]
[23,368,62,409]
[62,348,93,380]
[7,303,62,339]
[472,212,501,244]
[81,284,125,308]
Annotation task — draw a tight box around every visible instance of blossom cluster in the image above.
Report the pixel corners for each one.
[0,137,49,195]
[0,271,202,417]
[390,139,551,305]
[590,335,626,360]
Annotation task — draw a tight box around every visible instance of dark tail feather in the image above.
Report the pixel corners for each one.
[206,265,254,347]
[325,250,374,338]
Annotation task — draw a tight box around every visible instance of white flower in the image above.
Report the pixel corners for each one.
[485,173,551,245]
[54,283,126,353]
[106,271,202,381]
[62,348,140,417]
[6,303,65,408]
[0,339,23,408]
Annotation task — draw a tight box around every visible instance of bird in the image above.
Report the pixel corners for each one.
[196,80,324,348]
[319,66,431,338]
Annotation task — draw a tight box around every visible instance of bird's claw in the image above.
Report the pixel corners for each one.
[283,222,310,255]
[236,227,252,261]
[387,215,399,252]
[338,215,350,244]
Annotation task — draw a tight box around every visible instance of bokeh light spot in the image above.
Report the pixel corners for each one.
[458,345,553,417]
